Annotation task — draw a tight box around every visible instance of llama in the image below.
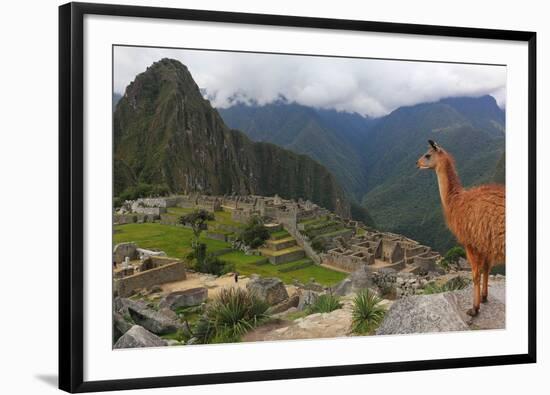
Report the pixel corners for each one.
[416,140,505,316]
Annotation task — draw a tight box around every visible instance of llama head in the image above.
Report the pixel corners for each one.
[416,140,445,170]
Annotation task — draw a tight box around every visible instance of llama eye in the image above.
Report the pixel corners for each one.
[425,154,431,159]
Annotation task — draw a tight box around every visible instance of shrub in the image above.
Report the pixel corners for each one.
[309,293,341,314]
[117,183,170,201]
[238,216,269,248]
[193,287,269,344]
[441,246,466,269]
[351,289,386,335]
[423,275,470,294]
[190,249,234,276]
[311,237,328,253]
[113,196,124,208]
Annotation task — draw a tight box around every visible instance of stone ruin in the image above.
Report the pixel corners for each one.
[322,230,441,275]
[113,242,186,297]
[226,194,329,228]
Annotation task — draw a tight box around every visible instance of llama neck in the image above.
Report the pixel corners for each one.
[435,155,463,212]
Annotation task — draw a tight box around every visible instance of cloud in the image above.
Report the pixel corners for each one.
[114,46,506,118]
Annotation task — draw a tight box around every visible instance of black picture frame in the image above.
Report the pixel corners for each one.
[59,2,537,393]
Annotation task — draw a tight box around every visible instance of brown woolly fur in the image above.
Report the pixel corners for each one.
[417,140,505,316]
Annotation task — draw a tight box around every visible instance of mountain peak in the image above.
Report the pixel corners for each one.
[123,58,201,107]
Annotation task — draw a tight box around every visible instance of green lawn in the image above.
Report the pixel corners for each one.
[114,223,231,259]
[114,222,347,287]
[220,252,346,286]
[270,229,290,240]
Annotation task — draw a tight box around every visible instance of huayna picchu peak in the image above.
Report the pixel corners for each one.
[114,58,352,218]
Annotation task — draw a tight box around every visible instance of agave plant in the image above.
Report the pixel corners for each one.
[308,293,342,314]
[193,287,269,344]
[351,289,386,335]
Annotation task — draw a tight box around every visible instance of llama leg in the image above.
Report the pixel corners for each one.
[481,261,490,303]
[465,247,480,316]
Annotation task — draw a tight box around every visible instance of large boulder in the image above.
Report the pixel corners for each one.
[113,242,138,264]
[452,283,505,330]
[350,266,376,291]
[114,325,167,349]
[267,294,300,314]
[297,290,319,311]
[113,312,133,340]
[376,293,469,335]
[113,297,148,316]
[159,288,208,310]
[247,277,289,305]
[128,305,182,335]
[376,281,506,335]
[332,278,352,296]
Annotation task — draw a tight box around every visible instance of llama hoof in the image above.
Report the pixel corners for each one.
[466,308,479,317]
[481,296,488,303]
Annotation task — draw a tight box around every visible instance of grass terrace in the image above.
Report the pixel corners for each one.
[113,223,231,259]
[114,222,346,286]
[220,253,346,285]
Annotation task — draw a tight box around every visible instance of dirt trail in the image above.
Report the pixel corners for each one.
[160,272,251,297]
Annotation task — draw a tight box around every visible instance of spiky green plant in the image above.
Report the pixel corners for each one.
[309,293,342,314]
[351,289,386,335]
[193,287,269,344]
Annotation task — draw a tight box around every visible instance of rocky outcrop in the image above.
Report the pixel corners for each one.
[350,266,376,292]
[376,293,469,335]
[267,294,300,314]
[113,297,148,316]
[114,325,167,349]
[128,305,182,335]
[113,312,133,340]
[376,280,505,335]
[159,287,208,310]
[246,277,289,305]
[245,297,356,341]
[297,290,320,311]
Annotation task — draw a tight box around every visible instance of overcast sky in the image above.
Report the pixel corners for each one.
[114,46,506,118]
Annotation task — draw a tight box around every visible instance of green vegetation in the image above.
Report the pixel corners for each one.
[176,209,236,275]
[220,252,346,286]
[187,244,234,276]
[179,209,215,239]
[114,222,346,286]
[238,216,269,248]
[351,289,386,335]
[114,183,170,207]
[270,229,290,240]
[491,264,506,275]
[440,246,466,269]
[113,223,230,259]
[311,237,328,253]
[423,275,470,294]
[218,102,374,211]
[277,259,314,273]
[192,287,269,344]
[308,293,342,313]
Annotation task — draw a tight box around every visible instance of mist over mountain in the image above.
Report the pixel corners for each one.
[219,95,505,252]
[218,102,376,201]
[113,59,354,218]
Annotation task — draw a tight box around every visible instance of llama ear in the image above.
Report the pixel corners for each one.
[428,140,440,151]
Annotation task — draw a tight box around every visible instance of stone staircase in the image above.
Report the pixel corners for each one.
[259,225,306,265]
